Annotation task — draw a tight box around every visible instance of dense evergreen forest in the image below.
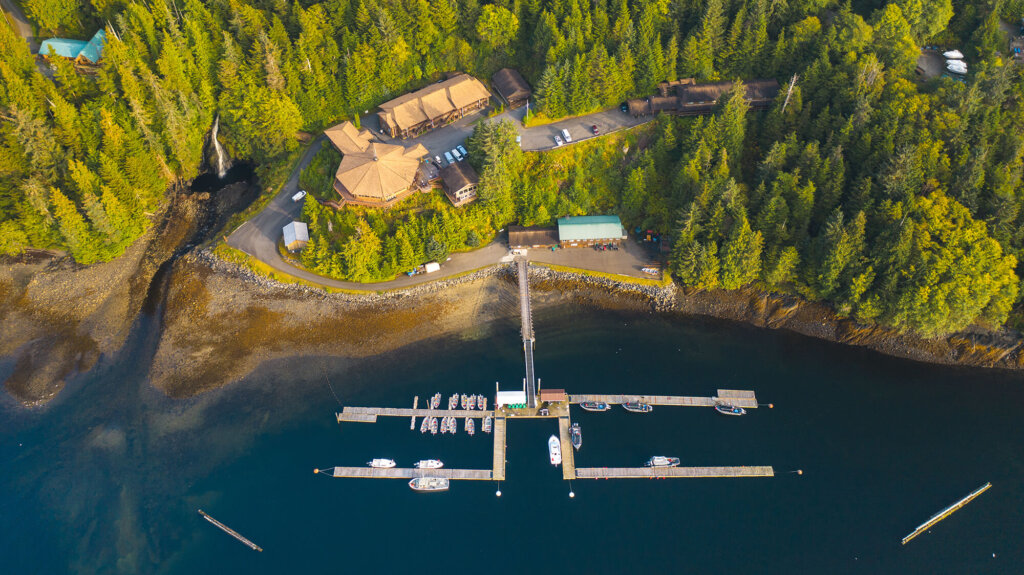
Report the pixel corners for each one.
[3,0,1024,336]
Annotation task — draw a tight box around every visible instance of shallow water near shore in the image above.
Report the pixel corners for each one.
[2,302,1024,574]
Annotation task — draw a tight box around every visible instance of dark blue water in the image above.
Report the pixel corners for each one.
[2,303,1024,574]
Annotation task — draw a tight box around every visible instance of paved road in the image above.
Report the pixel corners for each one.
[226,97,656,290]
[1,0,36,52]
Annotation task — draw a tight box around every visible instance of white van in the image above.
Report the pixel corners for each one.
[451,148,463,161]
[561,128,572,143]
[292,190,307,202]
[444,151,455,164]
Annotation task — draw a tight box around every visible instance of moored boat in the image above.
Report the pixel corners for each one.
[368,458,396,468]
[429,417,438,434]
[461,394,468,409]
[480,396,488,411]
[645,456,680,467]
[466,418,475,435]
[579,401,610,412]
[449,394,458,410]
[431,393,441,409]
[409,477,449,492]
[715,404,747,416]
[450,416,457,434]
[548,435,562,465]
[414,459,444,469]
[570,423,582,451]
[623,402,653,413]
[420,416,429,434]
[483,414,492,433]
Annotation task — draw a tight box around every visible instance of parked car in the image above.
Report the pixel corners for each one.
[515,135,522,146]
[620,102,628,113]
[444,151,455,164]
[435,155,442,165]
[456,145,468,157]
[561,128,572,143]
[451,148,463,161]
[292,190,307,202]
[591,124,600,135]
[554,135,563,147]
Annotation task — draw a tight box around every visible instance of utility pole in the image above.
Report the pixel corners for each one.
[781,74,799,112]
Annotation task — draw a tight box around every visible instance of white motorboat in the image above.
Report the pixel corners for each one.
[368,458,396,468]
[414,459,444,469]
[548,435,562,465]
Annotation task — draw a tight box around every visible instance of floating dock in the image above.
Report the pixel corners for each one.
[492,416,507,481]
[902,482,992,545]
[557,416,576,480]
[336,407,494,423]
[198,510,263,552]
[574,466,775,479]
[319,467,493,480]
[569,389,758,409]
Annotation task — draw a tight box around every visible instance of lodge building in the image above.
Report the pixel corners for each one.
[626,78,780,117]
[377,74,492,139]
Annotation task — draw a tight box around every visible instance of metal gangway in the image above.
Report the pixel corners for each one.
[515,257,537,408]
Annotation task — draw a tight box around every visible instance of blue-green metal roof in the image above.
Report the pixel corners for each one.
[39,38,88,59]
[38,29,105,63]
[79,29,106,63]
[557,215,626,241]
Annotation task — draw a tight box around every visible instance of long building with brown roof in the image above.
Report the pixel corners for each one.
[377,74,492,139]
[492,68,532,109]
[627,78,780,117]
[324,121,428,208]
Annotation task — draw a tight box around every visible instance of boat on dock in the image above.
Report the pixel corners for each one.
[580,401,610,412]
[570,423,582,450]
[414,459,444,469]
[409,477,450,492]
[623,402,653,413]
[483,414,492,433]
[420,416,429,434]
[368,458,396,468]
[431,393,441,409]
[548,435,562,465]
[449,394,458,410]
[715,404,746,416]
[466,418,475,435]
[645,456,680,468]
[429,417,438,435]
[461,394,468,409]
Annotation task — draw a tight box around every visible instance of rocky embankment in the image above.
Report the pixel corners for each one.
[4,232,1023,406]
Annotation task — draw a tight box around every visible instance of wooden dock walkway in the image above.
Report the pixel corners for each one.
[324,467,493,480]
[574,466,774,479]
[492,416,507,481]
[516,257,537,408]
[558,417,576,480]
[568,389,758,409]
[902,482,992,545]
[336,407,494,423]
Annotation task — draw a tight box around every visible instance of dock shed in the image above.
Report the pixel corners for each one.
[439,161,479,206]
[508,225,558,249]
[557,215,627,247]
[539,389,567,403]
[496,391,527,407]
[492,68,532,109]
[282,221,309,251]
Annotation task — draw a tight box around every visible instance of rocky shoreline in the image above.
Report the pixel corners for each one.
[3,239,1022,407]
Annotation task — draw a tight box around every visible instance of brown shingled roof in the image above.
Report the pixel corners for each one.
[492,68,531,102]
[378,74,492,132]
[325,121,428,202]
[440,160,479,193]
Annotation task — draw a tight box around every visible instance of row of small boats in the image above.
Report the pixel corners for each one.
[419,414,494,435]
[579,400,747,416]
[436,393,487,411]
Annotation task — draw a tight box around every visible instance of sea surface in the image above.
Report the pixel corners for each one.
[2,300,1023,574]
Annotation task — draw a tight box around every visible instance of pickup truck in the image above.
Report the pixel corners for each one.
[292,190,307,202]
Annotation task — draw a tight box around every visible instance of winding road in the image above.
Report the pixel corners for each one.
[1,0,36,51]
[226,99,655,290]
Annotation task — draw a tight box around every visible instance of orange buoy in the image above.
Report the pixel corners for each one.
[314,468,319,474]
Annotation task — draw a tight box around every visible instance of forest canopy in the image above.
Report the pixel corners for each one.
[2,0,1024,338]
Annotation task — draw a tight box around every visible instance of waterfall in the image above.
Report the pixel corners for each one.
[211,115,228,179]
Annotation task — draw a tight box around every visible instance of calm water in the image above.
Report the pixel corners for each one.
[2,300,1024,574]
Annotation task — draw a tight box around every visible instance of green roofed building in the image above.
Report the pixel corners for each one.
[39,29,106,64]
[556,215,627,247]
